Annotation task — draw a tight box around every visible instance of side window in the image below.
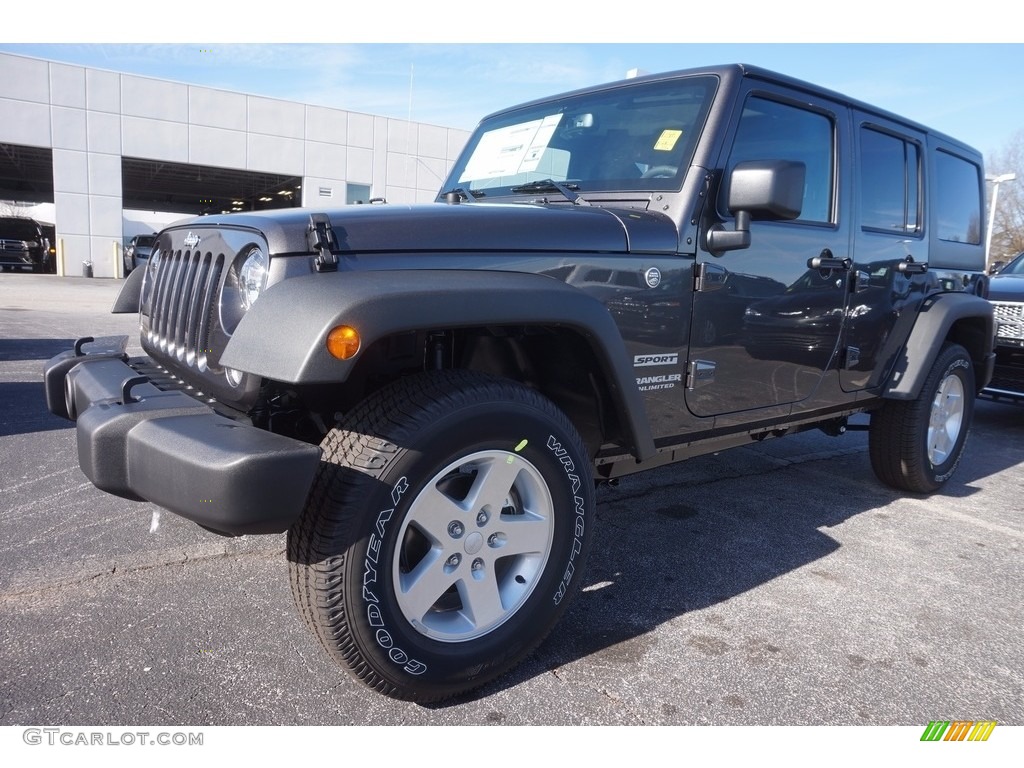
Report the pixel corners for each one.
[860,126,921,235]
[935,150,982,245]
[726,96,834,224]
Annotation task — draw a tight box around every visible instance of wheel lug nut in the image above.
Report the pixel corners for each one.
[471,558,484,572]
[446,554,461,567]
[447,521,464,538]
[476,510,489,526]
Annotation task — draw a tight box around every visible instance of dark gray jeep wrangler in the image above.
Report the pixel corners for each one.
[44,64,994,702]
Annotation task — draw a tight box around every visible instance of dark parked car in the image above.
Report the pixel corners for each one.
[123,234,157,275]
[0,217,50,273]
[984,251,1024,400]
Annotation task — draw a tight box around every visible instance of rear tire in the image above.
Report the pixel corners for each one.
[869,342,975,493]
[288,370,595,702]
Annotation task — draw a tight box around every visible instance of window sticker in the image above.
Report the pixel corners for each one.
[654,129,683,152]
[459,113,563,181]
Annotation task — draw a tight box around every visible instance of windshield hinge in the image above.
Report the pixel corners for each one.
[308,213,339,273]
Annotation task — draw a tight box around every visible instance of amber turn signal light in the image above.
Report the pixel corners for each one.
[326,325,361,360]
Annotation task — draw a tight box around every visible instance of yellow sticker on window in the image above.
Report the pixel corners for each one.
[654,129,683,152]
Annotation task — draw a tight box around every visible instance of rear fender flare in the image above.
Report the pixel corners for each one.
[881,292,994,400]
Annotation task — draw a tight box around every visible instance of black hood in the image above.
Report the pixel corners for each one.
[166,202,679,256]
[989,274,1024,302]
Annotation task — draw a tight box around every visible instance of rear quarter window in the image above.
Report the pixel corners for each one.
[935,150,982,245]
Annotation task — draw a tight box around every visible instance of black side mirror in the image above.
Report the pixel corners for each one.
[706,160,806,254]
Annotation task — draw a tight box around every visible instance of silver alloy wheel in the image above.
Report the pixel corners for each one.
[392,450,554,643]
[927,372,965,465]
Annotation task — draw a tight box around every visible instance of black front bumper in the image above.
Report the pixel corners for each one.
[44,337,321,535]
[981,343,1024,402]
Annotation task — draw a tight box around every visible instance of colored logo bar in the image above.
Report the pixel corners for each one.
[921,721,997,741]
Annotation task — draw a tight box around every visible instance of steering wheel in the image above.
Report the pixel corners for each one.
[641,165,678,179]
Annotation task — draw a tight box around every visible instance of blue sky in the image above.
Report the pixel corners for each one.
[4,6,1021,163]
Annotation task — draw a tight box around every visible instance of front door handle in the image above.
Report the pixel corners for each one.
[808,249,851,271]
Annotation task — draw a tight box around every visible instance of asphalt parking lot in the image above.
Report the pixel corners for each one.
[0,273,1021,726]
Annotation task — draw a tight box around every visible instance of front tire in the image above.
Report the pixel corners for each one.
[869,342,975,493]
[288,371,595,702]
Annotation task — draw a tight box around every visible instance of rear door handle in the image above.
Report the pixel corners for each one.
[896,256,928,274]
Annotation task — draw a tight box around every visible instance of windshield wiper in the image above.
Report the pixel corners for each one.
[509,179,590,206]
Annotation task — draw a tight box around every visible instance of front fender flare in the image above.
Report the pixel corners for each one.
[221,269,655,461]
[111,266,145,313]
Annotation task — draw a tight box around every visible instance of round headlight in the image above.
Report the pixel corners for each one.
[238,247,268,310]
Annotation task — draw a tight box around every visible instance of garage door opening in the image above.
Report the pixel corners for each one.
[0,144,56,272]
[0,144,54,205]
[121,158,301,215]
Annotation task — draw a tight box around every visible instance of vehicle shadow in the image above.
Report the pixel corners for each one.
[0,382,70,437]
[441,454,861,704]
[819,400,1024,507]
[0,337,75,362]
[446,405,1024,704]
[0,338,77,437]
[927,397,1024,494]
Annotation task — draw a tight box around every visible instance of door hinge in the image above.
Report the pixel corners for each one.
[694,261,727,293]
[853,269,870,293]
[694,262,707,292]
[686,359,716,389]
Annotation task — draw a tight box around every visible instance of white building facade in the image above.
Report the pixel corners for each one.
[0,52,471,277]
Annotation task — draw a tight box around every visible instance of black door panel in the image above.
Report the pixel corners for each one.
[686,88,853,418]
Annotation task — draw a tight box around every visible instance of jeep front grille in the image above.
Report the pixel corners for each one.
[147,249,226,369]
[992,301,1024,342]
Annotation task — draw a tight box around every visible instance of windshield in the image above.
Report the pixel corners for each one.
[0,219,42,240]
[1000,253,1024,275]
[445,76,717,197]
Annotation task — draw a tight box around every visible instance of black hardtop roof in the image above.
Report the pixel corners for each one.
[477,63,979,157]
